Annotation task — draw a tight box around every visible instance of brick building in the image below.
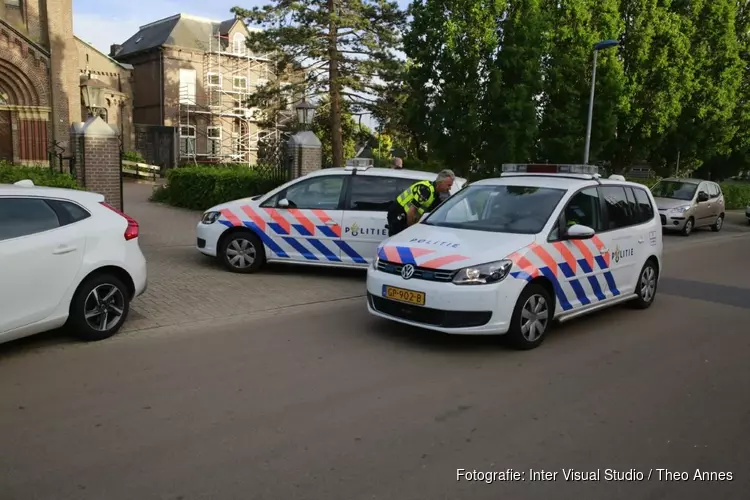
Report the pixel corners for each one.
[0,0,80,164]
[112,13,302,166]
[76,36,135,151]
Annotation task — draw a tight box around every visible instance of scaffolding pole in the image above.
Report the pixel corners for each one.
[177,27,294,166]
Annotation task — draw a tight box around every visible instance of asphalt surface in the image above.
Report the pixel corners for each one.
[1,230,749,500]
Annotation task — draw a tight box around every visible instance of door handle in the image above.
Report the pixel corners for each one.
[600,247,609,254]
[638,238,644,244]
[325,220,338,226]
[52,245,76,255]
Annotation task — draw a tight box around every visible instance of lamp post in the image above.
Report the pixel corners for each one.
[583,39,620,165]
[295,100,317,130]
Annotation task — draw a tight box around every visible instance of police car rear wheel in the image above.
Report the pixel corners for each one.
[221,231,265,273]
[630,260,658,309]
[506,284,552,350]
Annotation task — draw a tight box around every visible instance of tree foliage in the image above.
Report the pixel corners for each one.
[231,1,406,168]
[384,0,750,180]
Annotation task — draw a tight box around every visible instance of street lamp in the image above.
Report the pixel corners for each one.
[295,100,316,129]
[583,39,620,165]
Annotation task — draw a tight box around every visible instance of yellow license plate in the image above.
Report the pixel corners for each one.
[382,285,426,306]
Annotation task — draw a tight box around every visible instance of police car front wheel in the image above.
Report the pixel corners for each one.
[629,259,658,309]
[506,284,553,350]
[220,231,266,273]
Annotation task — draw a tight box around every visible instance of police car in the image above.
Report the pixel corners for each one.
[366,164,664,350]
[196,164,466,272]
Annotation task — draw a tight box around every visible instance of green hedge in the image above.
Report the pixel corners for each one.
[151,164,287,211]
[0,162,82,190]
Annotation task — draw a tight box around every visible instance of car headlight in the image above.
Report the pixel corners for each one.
[201,211,221,224]
[669,205,690,214]
[452,259,512,285]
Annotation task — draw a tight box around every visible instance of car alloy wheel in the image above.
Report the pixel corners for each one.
[683,219,693,235]
[84,283,126,332]
[639,266,657,304]
[226,237,257,269]
[520,294,549,342]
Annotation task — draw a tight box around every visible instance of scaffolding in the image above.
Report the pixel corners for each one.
[177,28,295,165]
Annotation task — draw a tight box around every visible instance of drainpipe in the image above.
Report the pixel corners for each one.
[159,48,165,124]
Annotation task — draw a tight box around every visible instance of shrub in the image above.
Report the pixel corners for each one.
[0,162,81,190]
[151,164,287,211]
[122,150,146,163]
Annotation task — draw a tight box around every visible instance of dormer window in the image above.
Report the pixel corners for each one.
[233,33,246,56]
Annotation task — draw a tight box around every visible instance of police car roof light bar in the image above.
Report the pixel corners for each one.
[501,163,600,175]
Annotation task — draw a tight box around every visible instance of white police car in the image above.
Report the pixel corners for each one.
[196,164,466,272]
[366,164,664,350]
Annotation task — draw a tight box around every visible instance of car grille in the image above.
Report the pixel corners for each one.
[368,294,492,328]
[376,259,455,282]
[660,214,666,225]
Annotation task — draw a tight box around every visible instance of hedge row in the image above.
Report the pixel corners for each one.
[151,164,287,211]
[0,162,81,190]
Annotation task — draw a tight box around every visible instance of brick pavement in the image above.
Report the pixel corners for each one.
[121,180,366,332]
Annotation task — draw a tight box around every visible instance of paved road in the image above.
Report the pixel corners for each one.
[2,231,749,499]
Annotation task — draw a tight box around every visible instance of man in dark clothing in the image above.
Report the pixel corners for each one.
[386,169,455,237]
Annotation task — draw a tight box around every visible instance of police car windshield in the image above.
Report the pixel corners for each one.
[423,184,566,234]
[650,180,697,201]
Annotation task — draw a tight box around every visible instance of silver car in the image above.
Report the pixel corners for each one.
[650,178,725,236]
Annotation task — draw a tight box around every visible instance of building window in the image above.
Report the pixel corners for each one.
[5,0,21,7]
[233,33,246,56]
[179,68,196,104]
[207,126,221,156]
[179,125,196,157]
[233,76,247,91]
[207,72,222,87]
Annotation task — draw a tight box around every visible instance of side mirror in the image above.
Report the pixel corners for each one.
[277,198,290,208]
[697,191,709,202]
[565,223,595,240]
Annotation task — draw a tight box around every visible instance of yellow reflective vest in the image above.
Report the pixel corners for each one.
[395,180,437,216]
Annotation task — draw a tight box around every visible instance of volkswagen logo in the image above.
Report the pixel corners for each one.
[401,264,415,280]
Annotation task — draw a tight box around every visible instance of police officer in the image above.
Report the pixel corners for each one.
[386,169,456,236]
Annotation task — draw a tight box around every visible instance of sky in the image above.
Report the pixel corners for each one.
[73,0,411,130]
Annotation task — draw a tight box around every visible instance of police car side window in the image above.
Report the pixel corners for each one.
[347,176,413,211]
[601,186,635,230]
[261,176,345,209]
[549,187,602,240]
[632,187,654,223]
[0,198,61,241]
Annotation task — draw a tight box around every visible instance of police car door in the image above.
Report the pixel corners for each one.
[340,174,415,265]
[257,174,347,263]
[549,186,609,308]
[597,185,639,295]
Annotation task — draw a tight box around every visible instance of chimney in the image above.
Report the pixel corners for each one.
[110,44,122,58]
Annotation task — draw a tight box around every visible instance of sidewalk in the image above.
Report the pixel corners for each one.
[122,180,366,333]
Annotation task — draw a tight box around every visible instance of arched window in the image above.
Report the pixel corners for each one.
[233,33,246,56]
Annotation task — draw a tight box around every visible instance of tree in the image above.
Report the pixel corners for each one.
[310,96,367,167]
[653,0,744,178]
[404,0,505,176]
[537,0,625,164]
[231,1,406,168]
[480,0,546,173]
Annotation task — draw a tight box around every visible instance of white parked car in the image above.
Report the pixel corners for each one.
[366,164,664,350]
[196,166,466,272]
[0,180,147,346]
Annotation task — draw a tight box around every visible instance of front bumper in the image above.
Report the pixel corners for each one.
[659,210,689,230]
[196,221,227,257]
[365,265,524,335]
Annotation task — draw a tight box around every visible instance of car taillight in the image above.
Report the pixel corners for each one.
[100,202,139,240]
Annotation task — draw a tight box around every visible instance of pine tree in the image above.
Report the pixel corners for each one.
[231,1,406,168]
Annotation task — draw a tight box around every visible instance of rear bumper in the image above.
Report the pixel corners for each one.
[126,240,148,298]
